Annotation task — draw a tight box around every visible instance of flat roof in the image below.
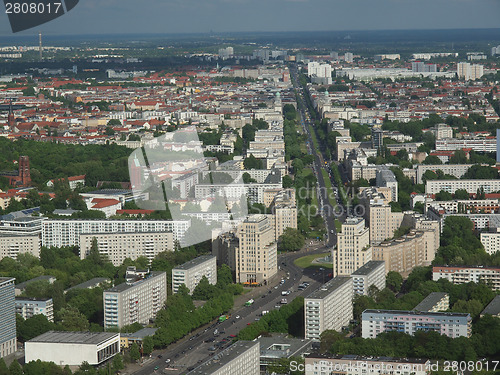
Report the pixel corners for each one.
[16,275,56,290]
[363,309,469,318]
[187,341,258,375]
[413,292,448,312]
[351,261,385,276]
[104,271,165,293]
[306,276,351,300]
[173,255,216,271]
[28,331,118,345]
[121,327,157,339]
[305,353,429,364]
[257,334,313,359]
[481,295,500,316]
[65,277,110,293]
[0,277,15,286]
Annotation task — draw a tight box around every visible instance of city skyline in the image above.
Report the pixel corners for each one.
[0,0,500,36]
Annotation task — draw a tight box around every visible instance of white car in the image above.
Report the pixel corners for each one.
[235,315,240,319]
[165,359,171,363]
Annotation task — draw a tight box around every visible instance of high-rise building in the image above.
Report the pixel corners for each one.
[362,309,471,339]
[333,217,372,277]
[344,52,354,63]
[103,271,167,329]
[371,127,383,149]
[412,62,437,73]
[0,277,16,358]
[79,232,174,266]
[350,260,386,296]
[172,255,217,294]
[304,277,353,340]
[457,62,484,80]
[236,215,277,284]
[0,235,40,260]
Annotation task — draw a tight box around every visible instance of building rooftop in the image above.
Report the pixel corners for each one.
[104,271,165,294]
[15,296,52,302]
[0,277,15,286]
[413,292,449,312]
[306,276,351,300]
[28,331,118,345]
[305,353,429,364]
[481,295,500,316]
[16,275,56,291]
[187,341,258,375]
[121,327,158,339]
[173,255,216,271]
[257,334,313,360]
[351,261,385,276]
[65,277,111,293]
[363,309,469,318]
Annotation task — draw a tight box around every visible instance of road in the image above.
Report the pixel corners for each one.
[131,248,328,375]
[290,65,342,248]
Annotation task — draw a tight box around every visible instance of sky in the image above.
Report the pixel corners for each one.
[0,0,500,37]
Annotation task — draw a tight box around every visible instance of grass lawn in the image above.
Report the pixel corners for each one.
[294,252,332,269]
[308,124,321,152]
[321,169,337,209]
[335,219,342,232]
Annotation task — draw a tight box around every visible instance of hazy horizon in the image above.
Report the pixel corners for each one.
[1,0,499,37]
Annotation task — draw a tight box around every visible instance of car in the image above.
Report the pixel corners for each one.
[235,315,240,319]
[165,359,171,363]
[229,334,236,338]
[247,322,251,325]
[157,355,163,358]
[154,366,159,371]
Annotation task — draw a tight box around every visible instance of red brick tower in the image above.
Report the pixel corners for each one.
[19,156,31,186]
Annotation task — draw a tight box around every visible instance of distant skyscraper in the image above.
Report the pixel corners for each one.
[371,127,383,149]
[0,277,16,358]
[457,62,484,80]
[344,52,354,63]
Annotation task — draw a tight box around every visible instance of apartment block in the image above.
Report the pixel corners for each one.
[79,232,174,266]
[333,217,372,277]
[42,219,190,249]
[432,266,500,290]
[271,190,298,239]
[362,309,471,339]
[187,341,260,375]
[350,260,386,295]
[361,189,403,245]
[0,234,40,260]
[457,62,484,80]
[480,228,500,255]
[373,230,437,276]
[103,271,167,329]
[212,231,238,271]
[376,167,398,202]
[304,354,431,375]
[415,164,470,184]
[413,292,449,313]
[236,215,277,285]
[172,255,217,294]
[435,138,495,152]
[0,277,16,358]
[15,297,54,322]
[305,277,353,340]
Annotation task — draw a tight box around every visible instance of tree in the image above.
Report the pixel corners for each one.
[17,314,55,342]
[104,126,115,136]
[454,189,470,200]
[450,150,468,164]
[435,190,453,201]
[278,228,305,252]
[386,271,403,292]
[423,155,442,165]
[243,154,263,170]
[217,264,233,286]
[130,342,141,362]
[112,354,124,372]
[8,361,22,375]
[57,306,89,331]
[0,359,8,375]
[142,336,154,356]
[107,119,121,126]
[192,276,218,300]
